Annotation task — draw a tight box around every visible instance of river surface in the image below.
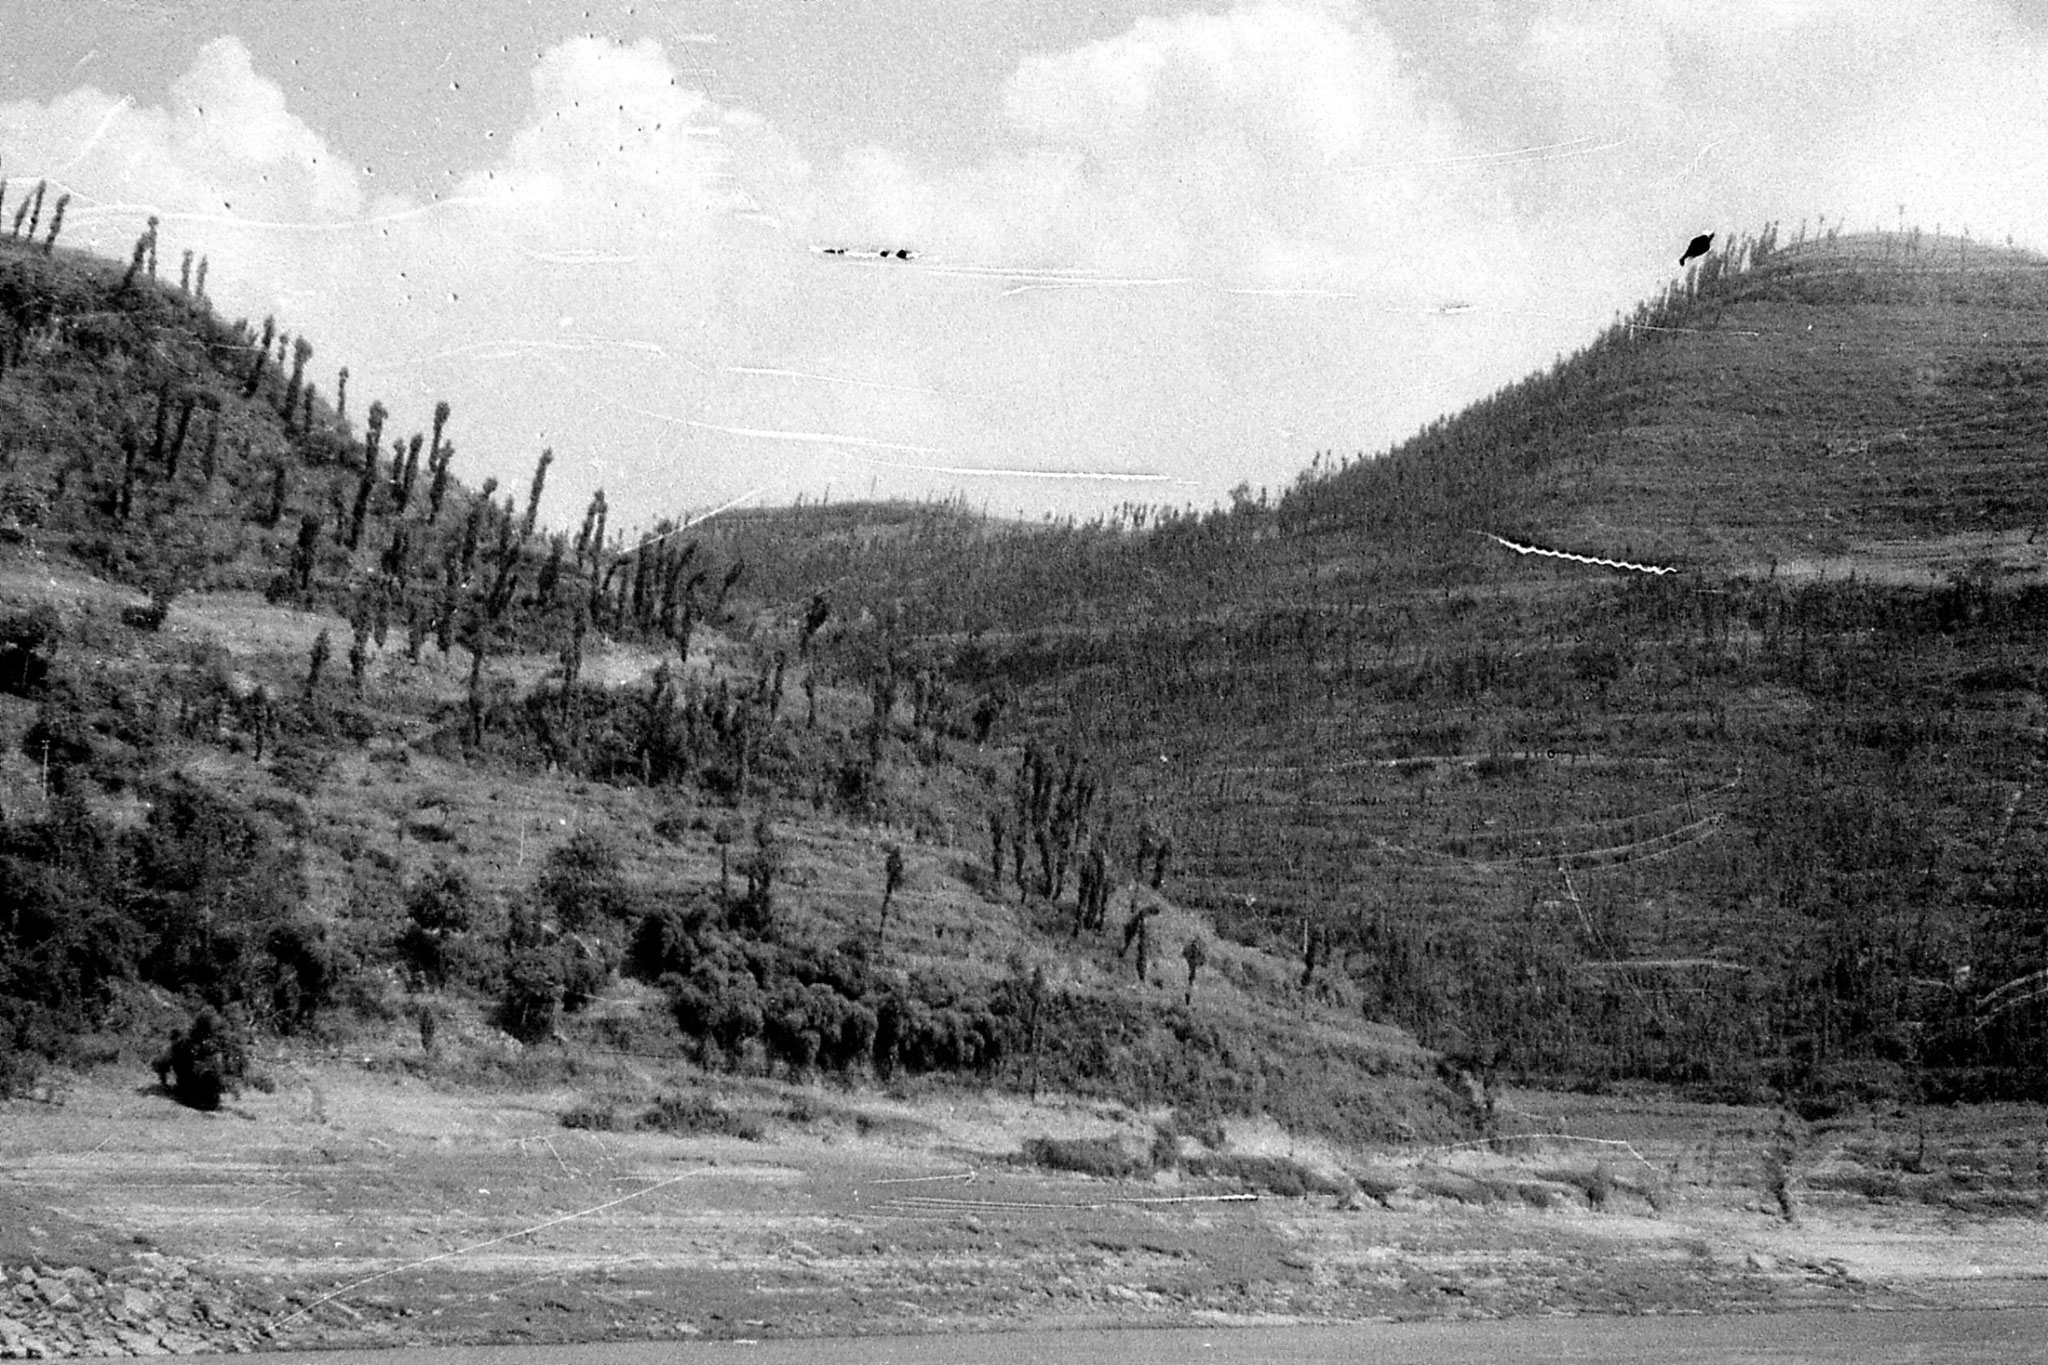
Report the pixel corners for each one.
[70,1309,2048,1364]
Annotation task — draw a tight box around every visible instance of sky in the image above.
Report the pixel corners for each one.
[3,0,2045,534]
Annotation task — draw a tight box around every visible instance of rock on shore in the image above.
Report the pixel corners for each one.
[1,1255,276,1359]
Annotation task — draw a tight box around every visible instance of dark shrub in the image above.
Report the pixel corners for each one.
[628,893,717,982]
[638,1092,766,1140]
[497,932,609,1044]
[397,861,479,989]
[499,946,565,1044]
[264,920,340,1033]
[1020,1135,1145,1180]
[559,1101,619,1131]
[536,829,633,931]
[0,605,59,696]
[1183,1153,1350,1198]
[269,742,333,798]
[153,1007,249,1111]
[557,936,610,1013]
[22,700,96,771]
[129,778,303,1005]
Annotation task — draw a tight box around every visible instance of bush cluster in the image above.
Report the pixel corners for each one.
[633,900,1011,1080]
[1,771,333,1095]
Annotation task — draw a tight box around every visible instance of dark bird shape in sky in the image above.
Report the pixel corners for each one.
[1679,232,1714,266]
[811,245,921,261]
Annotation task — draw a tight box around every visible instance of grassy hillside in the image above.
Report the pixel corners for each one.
[0,223,1470,1145]
[1300,227,2048,573]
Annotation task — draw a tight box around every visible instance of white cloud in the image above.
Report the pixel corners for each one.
[982,1,1512,288]
[168,36,363,218]
[13,5,2045,533]
[7,16,1541,527]
[0,37,363,229]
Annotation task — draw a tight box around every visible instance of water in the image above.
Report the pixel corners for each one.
[80,1309,2048,1365]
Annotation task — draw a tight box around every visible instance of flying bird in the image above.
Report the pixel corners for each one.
[1679,232,1715,266]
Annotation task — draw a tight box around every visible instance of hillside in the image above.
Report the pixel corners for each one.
[676,227,2048,1109]
[9,212,2048,1353]
[1064,230,2048,1104]
[1307,227,2048,576]
[0,218,1470,1154]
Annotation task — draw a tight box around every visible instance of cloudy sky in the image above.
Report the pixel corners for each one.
[3,1,2043,532]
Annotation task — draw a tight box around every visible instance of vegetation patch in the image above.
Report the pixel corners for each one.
[1019,1135,1147,1180]
[638,1093,768,1142]
[1181,1153,1350,1199]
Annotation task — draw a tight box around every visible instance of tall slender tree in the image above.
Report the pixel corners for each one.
[116,424,140,522]
[164,393,197,479]
[347,401,388,550]
[120,234,148,290]
[574,489,606,571]
[281,337,313,429]
[428,400,451,471]
[536,534,564,607]
[245,317,275,397]
[878,844,906,946]
[264,464,288,527]
[426,434,455,524]
[304,627,332,701]
[197,406,221,485]
[522,447,553,539]
[40,194,68,255]
[290,515,321,597]
[146,381,173,469]
[394,434,423,510]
